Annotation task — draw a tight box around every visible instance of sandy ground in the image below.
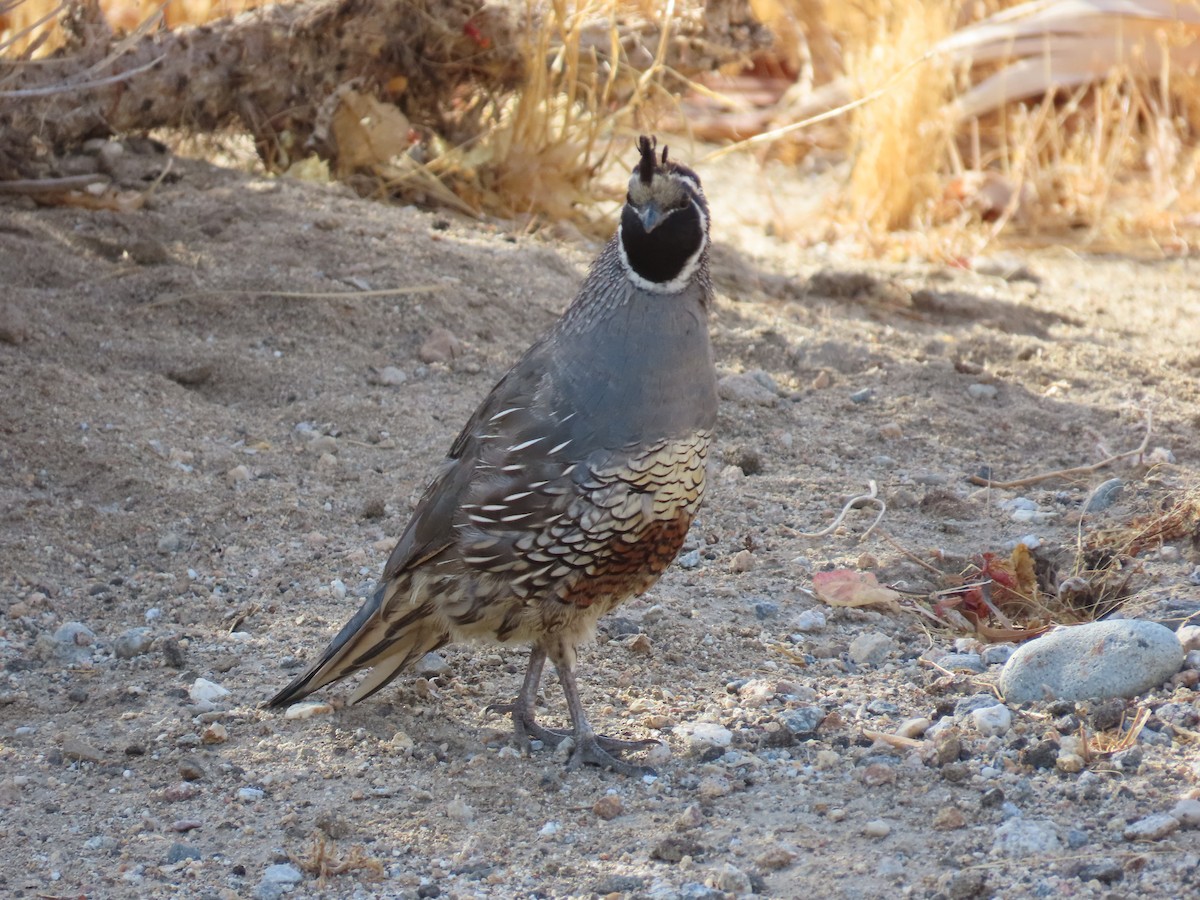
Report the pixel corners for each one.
[2,139,1200,900]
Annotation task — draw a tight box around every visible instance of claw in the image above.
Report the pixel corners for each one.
[565,733,657,777]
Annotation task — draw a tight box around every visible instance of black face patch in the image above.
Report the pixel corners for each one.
[620,199,704,285]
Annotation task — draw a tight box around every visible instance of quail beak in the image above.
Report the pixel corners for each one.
[638,202,663,233]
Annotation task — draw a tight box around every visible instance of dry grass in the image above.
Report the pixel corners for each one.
[5,0,1200,253]
[841,0,956,233]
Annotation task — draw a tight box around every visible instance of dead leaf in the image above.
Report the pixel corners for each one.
[812,570,902,612]
[330,90,411,175]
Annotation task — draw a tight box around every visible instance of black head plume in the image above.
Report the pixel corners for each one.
[637,135,657,185]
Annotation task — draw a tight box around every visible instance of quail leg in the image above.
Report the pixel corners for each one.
[551,646,659,776]
[486,645,573,753]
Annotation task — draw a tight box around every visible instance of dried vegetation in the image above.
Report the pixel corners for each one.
[3,0,1200,249]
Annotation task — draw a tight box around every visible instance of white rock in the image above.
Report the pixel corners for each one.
[970,704,1012,736]
[993,818,1061,857]
[237,787,265,801]
[188,678,229,703]
[999,620,1184,703]
[284,701,333,719]
[793,609,826,633]
[863,819,892,838]
[1176,625,1200,653]
[1170,798,1200,827]
[677,722,733,755]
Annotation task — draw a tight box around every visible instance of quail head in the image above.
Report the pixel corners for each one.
[270,135,718,774]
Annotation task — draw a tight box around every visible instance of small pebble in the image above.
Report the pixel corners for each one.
[677,549,701,569]
[793,609,826,633]
[114,628,154,660]
[263,863,303,885]
[970,704,1012,736]
[708,862,752,894]
[157,532,184,553]
[718,372,778,406]
[849,387,874,404]
[729,549,755,573]
[593,794,623,820]
[189,678,229,704]
[1123,813,1179,842]
[226,465,251,486]
[849,632,896,666]
[165,843,202,864]
[368,365,408,386]
[981,644,1016,666]
[863,819,891,838]
[61,737,104,763]
[418,328,462,363]
[284,702,333,720]
[967,383,998,401]
[676,722,733,756]
[992,818,1061,856]
[201,722,228,745]
[1170,798,1200,827]
[238,787,265,801]
[415,652,450,677]
[779,706,824,738]
[51,622,96,662]
[446,797,474,822]
[1084,478,1124,513]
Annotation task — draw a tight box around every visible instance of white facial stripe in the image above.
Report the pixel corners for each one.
[617,198,708,294]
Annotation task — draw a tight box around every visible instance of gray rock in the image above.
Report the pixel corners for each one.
[999,620,1184,703]
[970,704,1012,737]
[1123,813,1179,841]
[753,600,779,620]
[849,632,896,666]
[165,843,202,863]
[368,365,408,386]
[779,706,824,737]
[992,818,1060,857]
[50,622,96,663]
[1085,478,1124,513]
[263,863,303,884]
[675,884,726,900]
[114,628,154,659]
[157,532,184,553]
[793,609,826,633]
[982,644,1016,666]
[849,387,874,404]
[718,372,778,406]
[1072,859,1123,884]
[677,548,701,569]
[967,383,998,401]
[415,652,450,677]
[594,875,647,893]
[938,652,985,673]
[254,882,285,900]
[954,693,1003,717]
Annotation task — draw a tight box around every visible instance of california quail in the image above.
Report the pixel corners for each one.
[269,135,717,774]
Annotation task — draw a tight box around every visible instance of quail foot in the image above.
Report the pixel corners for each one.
[270,136,718,775]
